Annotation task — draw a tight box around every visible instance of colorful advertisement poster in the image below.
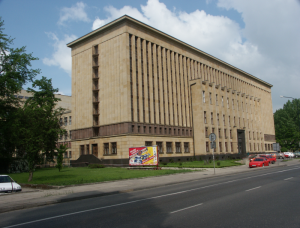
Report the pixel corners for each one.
[129,146,158,166]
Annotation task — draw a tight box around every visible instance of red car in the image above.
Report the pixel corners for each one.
[266,155,276,164]
[258,155,271,164]
[249,158,270,168]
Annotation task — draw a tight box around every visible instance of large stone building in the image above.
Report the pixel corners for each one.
[67,15,275,163]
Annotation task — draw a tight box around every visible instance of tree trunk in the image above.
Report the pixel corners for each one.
[28,171,33,182]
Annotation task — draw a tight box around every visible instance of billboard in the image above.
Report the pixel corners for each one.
[129,146,158,166]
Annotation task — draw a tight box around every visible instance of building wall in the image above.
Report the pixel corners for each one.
[68,17,276,162]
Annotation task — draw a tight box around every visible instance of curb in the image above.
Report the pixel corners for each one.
[0,163,294,214]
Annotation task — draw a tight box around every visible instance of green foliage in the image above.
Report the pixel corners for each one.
[0,17,40,165]
[217,161,221,166]
[161,162,167,165]
[281,147,288,152]
[16,77,65,181]
[179,162,182,166]
[56,144,68,172]
[274,99,300,151]
[88,164,105,169]
[169,159,174,163]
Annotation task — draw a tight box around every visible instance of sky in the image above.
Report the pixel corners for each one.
[0,0,299,112]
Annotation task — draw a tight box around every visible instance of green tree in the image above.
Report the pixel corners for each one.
[274,99,300,151]
[17,77,65,181]
[0,18,40,166]
[56,144,68,172]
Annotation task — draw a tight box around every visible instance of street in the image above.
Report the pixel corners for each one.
[1,164,300,228]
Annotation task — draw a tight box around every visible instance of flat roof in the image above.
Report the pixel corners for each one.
[67,15,272,88]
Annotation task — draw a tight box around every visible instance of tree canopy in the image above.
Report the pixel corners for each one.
[274,99,300,151]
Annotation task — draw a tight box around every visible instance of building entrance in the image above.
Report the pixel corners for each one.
[237,130,246,155]
[92,144,98,157]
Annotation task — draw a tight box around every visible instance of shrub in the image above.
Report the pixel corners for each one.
[161,162,167,166]
[209,159,212,163]
[217,161,221,166]
[88,164,105,169]
[179,162,182,166]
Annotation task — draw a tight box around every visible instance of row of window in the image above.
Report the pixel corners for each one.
[60,116,72,126]
[205,142,274,153]
[132,124,192,136]
[59,131,72,141]
[204,111,259,131]
[144,141,190,153]
[202,91,259,114]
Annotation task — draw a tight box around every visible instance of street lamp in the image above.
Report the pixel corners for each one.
[280,95,300,132]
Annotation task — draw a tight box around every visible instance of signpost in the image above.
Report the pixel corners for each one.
[209,133,216,175]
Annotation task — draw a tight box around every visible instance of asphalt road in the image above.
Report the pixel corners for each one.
[1,165,300,228]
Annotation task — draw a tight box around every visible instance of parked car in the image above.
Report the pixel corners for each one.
[278,152,285,159]
[0,175,22,193]
[249,158,269,168]
[270,152,280,159]
[294,151,300,158]
[258,155,271,164]
[266,155,276,164]
[248,154,257,162]
[284,152,294,158]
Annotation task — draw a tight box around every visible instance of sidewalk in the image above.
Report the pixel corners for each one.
[0,159,299,213]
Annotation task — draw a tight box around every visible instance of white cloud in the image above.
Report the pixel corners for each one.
[91,0,300,111]
[58,2,90,25]
[43,33,77,76]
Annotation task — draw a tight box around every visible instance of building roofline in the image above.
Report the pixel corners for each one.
[67,15,272,88]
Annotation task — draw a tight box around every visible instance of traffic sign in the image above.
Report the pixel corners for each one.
[209,133,216,142]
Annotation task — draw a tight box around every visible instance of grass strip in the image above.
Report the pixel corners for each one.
[160,159,243,168]
[8,167,195,186]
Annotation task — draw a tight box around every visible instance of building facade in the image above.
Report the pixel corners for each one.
[67,15,275,163]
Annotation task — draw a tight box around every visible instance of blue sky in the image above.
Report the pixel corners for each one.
[0,0,299,111]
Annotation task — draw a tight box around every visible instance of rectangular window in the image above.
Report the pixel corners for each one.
[59,134,63,140]
[206,142,209,152]
[225,142,228,152]
[64,117,68,126]
[144,126,146,133]
[157,142,163,154]
[184,142,189,153]
[176,142,181,153]
[237,100,239,111]
[104,143,109,155]
[219,142,222,152]
[64,152,68,158]
[204,111,207,124]
[202,91,205,103]
[228,115,231,126]
[64,132,68,140]
[167,142,172,153]
[231,142,233,152]
[111,142,117,154]
[216,94,218,105]
[211,112,213,124]
[205,127,209,138]
[218,128,221,138]
[69,116,72,125]
[232,99,234,109]
[69,151,72,158]
[145,141,152,146]
[222,96,224,107]
[209,92,212,104]
[230,130,232,138]
[212,128,215,134]
[86,145,89,154]
[227,97,229,108]
[217,113,220,125]
[59,118,63,126]
[69,131,72,140]
[224,129,227,138]
[223,115,225,126]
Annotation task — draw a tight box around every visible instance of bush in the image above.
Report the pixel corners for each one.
[281,147,288,152]
[217,161,221,166]
[88,164,105,169]
[161,162,167,165]
[179,162,182,166]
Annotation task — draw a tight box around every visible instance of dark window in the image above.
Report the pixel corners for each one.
[111,142,117,154]
[184,142,189,153]
[80,145,85,155]
[69,116,72,125]
[176,142,181,153]
[64,117,68,126]
[104,143,109,155]
[206,142,209,152]
[145,141,152,146]
[86,145,89,154]
[167,142,172,153]
[157,142,163,153]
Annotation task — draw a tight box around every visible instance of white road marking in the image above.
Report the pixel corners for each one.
[245,186,261,191]
[170,203,203,214]
[3,166,300,228]
[284,177,293,180]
